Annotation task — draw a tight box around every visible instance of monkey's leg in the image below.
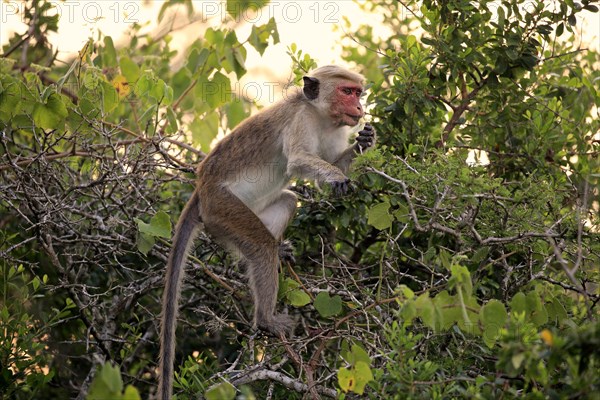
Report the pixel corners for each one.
[257,190,297,263]
[200,186,294,336]
[256,189,297,240]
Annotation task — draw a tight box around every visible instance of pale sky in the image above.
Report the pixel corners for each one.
[1,0,598,90]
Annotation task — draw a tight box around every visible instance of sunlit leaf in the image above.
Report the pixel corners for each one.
[205,382,235,400]
[338,367,354,393]
[287,289,311,307]
[102,36,117,68]
[190,111,219,153]
[32,93,68,129]
[352,361,374,394]
[119,56,141,83]
[134,211,172,239]
[367,201,392,230]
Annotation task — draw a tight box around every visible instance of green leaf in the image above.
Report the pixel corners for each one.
[438,249,451,269]
[222,31,243,75]
[546,297,568,324]
[205,382,236,400]
[188,48,210,73]
[481,299,507,326]
[226,99,248,129]
[100,80,119,113]
[511,353,525,370]
[32,93,68,129]
[481,299,508,348]
[119,56,141,83]
[432,290,461,329]
[397,284,414,299]
[149,78,173,105]
[494,57,508,75]
[205,27,224,46]
[134,211,172,239]
[0,78,23,119]
[497,5,505,30]
[0,58,16,73]
[190,111,219,153]
[349,344,371,365]
[287,289,311,307]
[510,292,527,315]
[352,361,374,395]
[400,300,417,323]
[449,264,472,297]
[102,36,118,68]
[367,201,392,230]
[232,47,247,75]
[526,291,548,326]
[206,72,231,108]
[1,305,9,321]
[32,276,41,291]
[338,367,354,393]
[278,277,296,299]
[136,233,155,255]
[392,203,409,223]
[122,385,141,400]
[505,47,519,61]
[248,18,280,55]
[415,292,437,330]
[135,73,152,96]
[456,294,480,335]
[472,247,489,264]
[87,363,123,400]
[314,292,343,318]
[166,107,178,134]
[520,54,538,70]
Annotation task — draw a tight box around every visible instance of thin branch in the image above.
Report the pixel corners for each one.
[228,369,337,398]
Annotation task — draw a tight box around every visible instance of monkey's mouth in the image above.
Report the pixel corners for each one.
[345,114,362,124]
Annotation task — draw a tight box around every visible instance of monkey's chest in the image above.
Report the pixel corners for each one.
[227,158,289,212]
[318,131,352,162]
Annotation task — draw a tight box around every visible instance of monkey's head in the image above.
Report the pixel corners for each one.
[302,65,365,127]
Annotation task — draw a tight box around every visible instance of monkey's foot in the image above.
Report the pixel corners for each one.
[278,240,296,264]
[257,313,295,338]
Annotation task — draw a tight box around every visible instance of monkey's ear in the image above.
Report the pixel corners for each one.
[302,76,320,100]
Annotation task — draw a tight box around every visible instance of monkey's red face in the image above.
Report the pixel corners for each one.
[331,83,364,126]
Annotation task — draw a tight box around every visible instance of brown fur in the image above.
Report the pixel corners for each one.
[157,65,374,400]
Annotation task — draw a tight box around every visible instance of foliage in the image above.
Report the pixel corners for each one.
[0,0,598,399]
[86,363,141,400]
[0,265,59,399]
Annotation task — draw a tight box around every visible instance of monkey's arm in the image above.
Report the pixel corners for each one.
[287,150,348,185]
[284,123,349,187]
[334,123,376,173]
[284,130,350,195]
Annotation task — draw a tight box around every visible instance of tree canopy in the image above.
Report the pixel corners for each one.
[1,1,598,399]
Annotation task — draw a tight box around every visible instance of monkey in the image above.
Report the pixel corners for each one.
[158,65,375,400]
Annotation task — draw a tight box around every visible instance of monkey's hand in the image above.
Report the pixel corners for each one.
[329,177,350,197]
[354,123,376,152]
[278,240,295,264]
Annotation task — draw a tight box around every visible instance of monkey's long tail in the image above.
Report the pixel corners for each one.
[158,191,201,400]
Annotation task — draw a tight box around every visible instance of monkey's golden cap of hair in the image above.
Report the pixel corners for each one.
[308,65,365,84]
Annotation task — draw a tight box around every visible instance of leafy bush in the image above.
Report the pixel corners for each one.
[1,0,598,398]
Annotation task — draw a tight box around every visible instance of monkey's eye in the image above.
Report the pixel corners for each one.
[342,88,353,95]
